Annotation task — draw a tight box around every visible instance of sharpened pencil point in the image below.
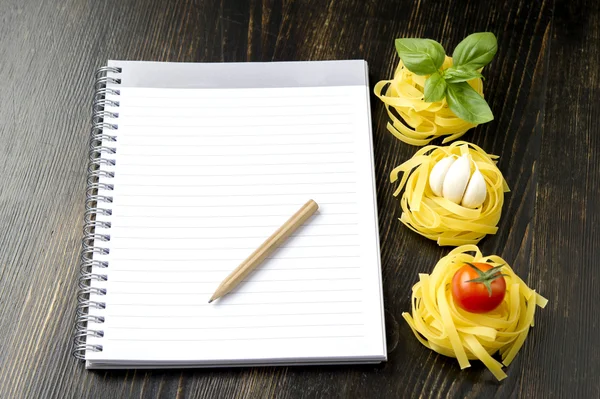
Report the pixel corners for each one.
[208,299,213,304]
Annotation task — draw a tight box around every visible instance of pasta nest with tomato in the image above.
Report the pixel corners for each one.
[374,57,483,146]
[390,141,509,246]
[403,245,548,381]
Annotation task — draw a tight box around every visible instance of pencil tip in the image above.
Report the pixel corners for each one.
[208,299,213,304]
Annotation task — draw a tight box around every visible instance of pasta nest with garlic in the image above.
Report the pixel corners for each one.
[391,141,509,246]
[374,57,484,146]
[402,245,548,381]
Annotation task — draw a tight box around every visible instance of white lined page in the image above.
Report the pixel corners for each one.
[86,84,385,366]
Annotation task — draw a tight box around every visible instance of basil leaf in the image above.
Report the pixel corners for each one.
[446,82,493,124]
[424,72,447,102]
[452,32,497,70]
[443,66,484,83]
[395,38,446,76]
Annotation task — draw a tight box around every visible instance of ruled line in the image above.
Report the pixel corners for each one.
[110,267,361,272]
[111,223,359,228]
[109,256,360,261]
[110,244,359,250]
[121,103,352,109]
[118,142,353,147]
[107,312,362,318]
[109,323,363,330]
[112,201,357,208]
[118,122,353,128]
[108,278,361,284]
[115,182,355,188]
[109,289,363,294]
[109,300,362,307]
[122,94,352,100]
[117,132,353,138]
[116,172,355,178]
[107,335,364,342]
[121,113,353,119]
[114,192,357,198]
[115,151,355,157]
[115,161,355,167]
[112,213,357,218]
[109,233,359,238]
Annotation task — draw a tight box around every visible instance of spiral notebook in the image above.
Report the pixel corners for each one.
[75,60,386,368]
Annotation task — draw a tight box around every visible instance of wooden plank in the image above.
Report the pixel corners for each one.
[521,1,600,397]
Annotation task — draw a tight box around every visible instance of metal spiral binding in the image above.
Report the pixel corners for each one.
[73,66,121,360]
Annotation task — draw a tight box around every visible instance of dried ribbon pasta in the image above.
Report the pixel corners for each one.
[390,141,509,246]
[374,57,484,145]
[402,245,548,381]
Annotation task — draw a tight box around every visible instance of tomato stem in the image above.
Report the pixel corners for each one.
[465,262,508,296]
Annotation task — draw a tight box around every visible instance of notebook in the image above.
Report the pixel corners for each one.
[74,60,386,368]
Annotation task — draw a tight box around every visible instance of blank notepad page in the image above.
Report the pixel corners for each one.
[86,60,386,367]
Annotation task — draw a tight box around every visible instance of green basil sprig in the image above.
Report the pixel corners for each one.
[395,32,497,124]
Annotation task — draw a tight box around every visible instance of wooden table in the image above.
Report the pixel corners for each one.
[0,0,598,397]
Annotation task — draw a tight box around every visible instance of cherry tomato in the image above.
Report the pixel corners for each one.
[451,262,506,313]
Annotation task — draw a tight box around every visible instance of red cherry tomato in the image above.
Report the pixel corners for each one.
[451,262,507,313]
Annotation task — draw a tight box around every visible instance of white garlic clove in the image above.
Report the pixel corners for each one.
[442,154,471,204]
[429,156,455,197]
[461,169,487,208]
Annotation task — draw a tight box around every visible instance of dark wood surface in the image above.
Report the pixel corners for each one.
[0,0,598,397]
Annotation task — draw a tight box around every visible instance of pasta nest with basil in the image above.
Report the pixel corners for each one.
[402,245,548,381]
[374,57,484,146]
[390,141,509,246]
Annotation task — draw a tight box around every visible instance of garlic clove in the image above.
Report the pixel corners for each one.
[461,169,487,208]
[429,156,455,197]
[442,154,471,204]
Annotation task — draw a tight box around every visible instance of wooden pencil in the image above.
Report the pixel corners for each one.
[208,199,319,303]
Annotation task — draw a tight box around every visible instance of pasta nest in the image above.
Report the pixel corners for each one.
[402,245,548,381]
[390,141,509,246]
[374,57,483,146]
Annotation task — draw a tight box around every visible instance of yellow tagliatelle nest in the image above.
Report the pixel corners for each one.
[391,141,509,246]
[374,57,484,145]
[402,245,548,381]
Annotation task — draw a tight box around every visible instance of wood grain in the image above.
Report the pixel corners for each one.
[0,0,598,397]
